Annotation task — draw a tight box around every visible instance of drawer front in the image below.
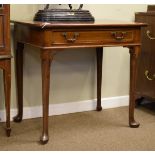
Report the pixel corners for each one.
[0,15,4,48]
[136,52,155,98]
[51,30,135,45]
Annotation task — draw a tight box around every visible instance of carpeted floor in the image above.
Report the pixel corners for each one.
[0,106,155,151]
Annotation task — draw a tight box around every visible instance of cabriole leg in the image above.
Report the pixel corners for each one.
[129,46,140,128]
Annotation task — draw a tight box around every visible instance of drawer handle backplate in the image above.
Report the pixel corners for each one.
[111,32,127,41]
[145,70,155,81]
[146,30,155,40]
[62,32,79,43]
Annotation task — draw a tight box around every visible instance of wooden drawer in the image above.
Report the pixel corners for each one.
[51,30,135,45]
[0,15,4,48]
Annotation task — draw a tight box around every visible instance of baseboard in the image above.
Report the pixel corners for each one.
[0,95,129,122]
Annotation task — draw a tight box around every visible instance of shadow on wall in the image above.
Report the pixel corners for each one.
[22,46,97,107]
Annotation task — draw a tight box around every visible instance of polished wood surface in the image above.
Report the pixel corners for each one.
[12,20,145,27]
[135,6,155,103]
[0,4,11,136]
[12,20,145,144]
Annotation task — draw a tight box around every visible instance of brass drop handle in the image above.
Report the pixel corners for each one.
[144,70,155,81]
[62,32,79,43]
[146,30,155,40]
[111,32,127,41]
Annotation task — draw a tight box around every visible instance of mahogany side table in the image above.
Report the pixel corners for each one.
[12,20,146,144]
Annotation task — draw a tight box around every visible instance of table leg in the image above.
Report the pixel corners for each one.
[96,47,103,111]
[13,42,24,122]
[40,50,53,144]
[129,46,140,128]
[3,59,11,136]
